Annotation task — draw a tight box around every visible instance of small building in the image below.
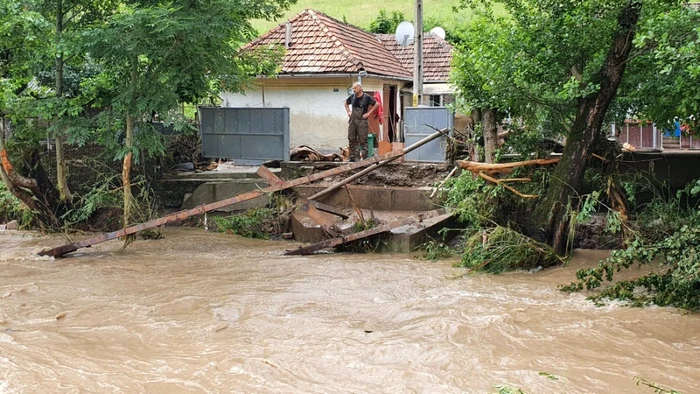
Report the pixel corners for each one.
[220,9,454,151]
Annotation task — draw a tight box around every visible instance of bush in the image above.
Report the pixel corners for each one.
[562,179,700,310]
[213,208,277,239]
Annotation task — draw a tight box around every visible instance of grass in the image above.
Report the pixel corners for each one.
[250,0,480,36]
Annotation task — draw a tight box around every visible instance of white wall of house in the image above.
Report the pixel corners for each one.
[220,77,407,151]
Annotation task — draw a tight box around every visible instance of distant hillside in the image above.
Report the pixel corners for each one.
[250,0,472,36]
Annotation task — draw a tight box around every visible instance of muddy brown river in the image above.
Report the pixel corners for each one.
[1,228,699,393]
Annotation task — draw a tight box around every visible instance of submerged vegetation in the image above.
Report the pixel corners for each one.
[441,160,700,310]
[562,179,700,310]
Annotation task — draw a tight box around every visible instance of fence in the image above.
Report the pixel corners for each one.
[198,107,290,165]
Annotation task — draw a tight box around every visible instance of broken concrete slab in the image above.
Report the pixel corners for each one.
[381,212,457,253]
[289,207,457,253]
[285,210,445,255]
[294,184,441,212]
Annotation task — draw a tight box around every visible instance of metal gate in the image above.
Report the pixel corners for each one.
[403,107,453,162]
[199,107,290,165]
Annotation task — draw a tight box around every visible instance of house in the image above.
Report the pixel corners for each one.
[376,33,454,107]
[220,9,454,151]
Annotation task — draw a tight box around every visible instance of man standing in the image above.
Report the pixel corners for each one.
[344,82,377,161]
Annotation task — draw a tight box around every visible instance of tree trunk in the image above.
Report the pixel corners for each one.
[0,120,62,229]
[0,118,34,208]
[54,0,72,203]
[533,1,642,257]
[482,108,498,164]
[122,62,137,228]
[123,114,134,228]
[470,108,481,161]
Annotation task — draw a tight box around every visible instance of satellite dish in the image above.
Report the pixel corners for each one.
[395,21,415,46]
[430,26,446,40]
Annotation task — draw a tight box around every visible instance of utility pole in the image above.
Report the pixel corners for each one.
[413,0,423,107]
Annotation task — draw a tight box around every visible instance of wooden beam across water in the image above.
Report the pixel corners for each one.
[38,140,438,258]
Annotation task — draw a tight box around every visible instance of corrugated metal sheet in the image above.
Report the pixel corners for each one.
[403,107,453,162]
[199,107,290,165]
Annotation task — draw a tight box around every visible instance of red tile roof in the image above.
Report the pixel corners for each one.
[376,33,453,82]
[244,9,412,79]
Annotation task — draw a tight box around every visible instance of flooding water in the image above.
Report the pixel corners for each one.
[1,228,699,393]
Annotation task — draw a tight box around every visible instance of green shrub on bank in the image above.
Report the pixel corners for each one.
[214,208,276,239]
[443,166,562,271]
[562,179,700,310]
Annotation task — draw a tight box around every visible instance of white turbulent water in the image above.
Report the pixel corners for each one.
[0,228,699,393]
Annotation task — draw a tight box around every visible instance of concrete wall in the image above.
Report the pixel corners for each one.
[220,77,406,151]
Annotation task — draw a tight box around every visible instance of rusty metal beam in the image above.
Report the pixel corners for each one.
[38,150,410,258]
[256,165,283,185]
[305,200,348,219]
[284,209,444,255]
[300,201,340,238]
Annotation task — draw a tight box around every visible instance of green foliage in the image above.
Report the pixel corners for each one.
[415,239,454,261]
[493,387,526,394]
[0,181,35,227]
[367,9,405,34]
[443,165,564,272]
[59,176,122,226]
[458,226,562,273]
[562,179,700,311]
[634,376,682,394]
[444,167,551,228]
[353,217,377,232]
[214,208,276,239]
[618,5,700,132]
[443,173,496,226]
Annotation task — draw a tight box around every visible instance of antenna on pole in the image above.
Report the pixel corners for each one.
[413,0,423,107]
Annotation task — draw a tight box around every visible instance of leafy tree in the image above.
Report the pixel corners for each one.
[83,0,289,227]
[451,17,519,163]
[453,0,685,256]
[0,0,60,227]
[0,0,119,229]
[1,0,290,230]
[617,5,700,133]
[368,9,406,34]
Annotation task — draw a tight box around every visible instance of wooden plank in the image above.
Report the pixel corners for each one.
[38,150,409,258]
[256,165,283,185]
[284,209,444,256]
[306,200,348,219]
[430,166,458,198]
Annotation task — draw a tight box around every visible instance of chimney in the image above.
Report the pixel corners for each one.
[285,22,292,48]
